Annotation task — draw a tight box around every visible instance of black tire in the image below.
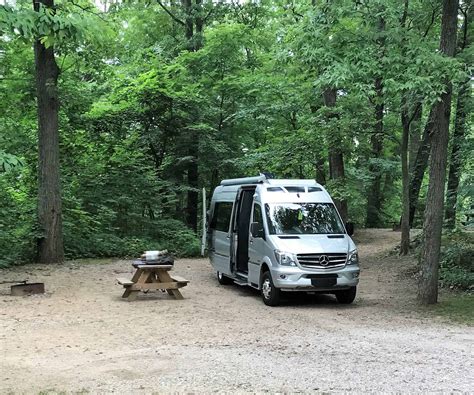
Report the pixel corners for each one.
[335,286,357,304]
[217,271,233,285]
[261,271,281,306]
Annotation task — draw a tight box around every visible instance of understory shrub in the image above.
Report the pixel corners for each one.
[0,172,36,268]
[63,209,200,260]
[439,231,474,290]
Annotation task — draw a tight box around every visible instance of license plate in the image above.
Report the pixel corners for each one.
[311,278,337,287]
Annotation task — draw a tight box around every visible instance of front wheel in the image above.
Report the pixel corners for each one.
[261,271,281,306]
[335,286,357,304]
[217,271,233,285]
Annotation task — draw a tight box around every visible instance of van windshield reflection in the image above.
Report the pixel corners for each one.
[265,203,345,235]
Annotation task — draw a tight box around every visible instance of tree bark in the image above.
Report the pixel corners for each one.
[444,78,470,227]
[400,95,411,255]
[418,0,459,305]
[366,14,386,228]
[33,0,64,263]
[366,75,384,227]
[315,155,326,186]
[323,88,348,223]
[444,8,471,228]
[181,0,204,232]
[310,104,327,186]
[400,0,410,255]
[409,109,435,225]
[408,102,422,173]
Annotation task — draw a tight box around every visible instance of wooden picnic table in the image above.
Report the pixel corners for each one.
[117,262,189,301]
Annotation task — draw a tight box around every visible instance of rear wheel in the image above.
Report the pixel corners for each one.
[217,271,233,285]
[335,286,357,304]
[261,271,281,306]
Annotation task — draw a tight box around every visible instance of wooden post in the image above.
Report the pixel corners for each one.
[201,187,206,256]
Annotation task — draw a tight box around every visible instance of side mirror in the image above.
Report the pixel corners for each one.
[346,222,354,236]
[250,222,264,238]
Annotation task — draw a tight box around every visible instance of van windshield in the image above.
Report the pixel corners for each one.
[265,203,345,235]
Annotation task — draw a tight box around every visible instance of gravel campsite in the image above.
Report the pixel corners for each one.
[1,229,472,393]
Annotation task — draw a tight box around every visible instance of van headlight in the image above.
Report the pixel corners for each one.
[274,250,297,266]
[347,249,359,265]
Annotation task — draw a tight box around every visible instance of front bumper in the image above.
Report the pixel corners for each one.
[271,265,360,291]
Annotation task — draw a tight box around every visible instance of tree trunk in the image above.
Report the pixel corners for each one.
[409,109,434,226]
[315,155,326,185]
[323,88,348,223]
[444,79,470,227]
[444,8,471,228]
[182,0,204,231]
[33,0,64,263]
[400,0,410,255]
[366,75,384,227]
[366,14,386,228]
[186,144,199,232]
[400,94,411,255]
[310,104,327,186]
[418,0,458,305]
[408,102,422,173]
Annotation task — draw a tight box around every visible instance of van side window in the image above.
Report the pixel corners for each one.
[253,204,264,228]
[265,204,276,234]
[210,202,233,232]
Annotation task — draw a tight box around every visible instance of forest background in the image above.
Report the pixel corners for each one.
[0,0,472,301]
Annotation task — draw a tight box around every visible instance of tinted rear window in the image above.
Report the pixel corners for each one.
[210,202,233,232]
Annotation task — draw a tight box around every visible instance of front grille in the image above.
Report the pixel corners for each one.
[297,253,347,269]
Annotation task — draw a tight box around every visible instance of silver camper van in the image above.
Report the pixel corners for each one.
[207,175,360,306]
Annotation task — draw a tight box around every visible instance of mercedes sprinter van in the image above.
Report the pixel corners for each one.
[207,175,360,306]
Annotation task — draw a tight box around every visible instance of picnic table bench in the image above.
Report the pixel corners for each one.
[117,261,189,301]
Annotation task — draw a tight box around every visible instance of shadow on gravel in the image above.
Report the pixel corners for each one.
[225,283,359,308]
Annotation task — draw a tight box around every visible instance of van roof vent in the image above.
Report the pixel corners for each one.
[285,186,306,193]
[267,187,284,192]
[308,186,323,192]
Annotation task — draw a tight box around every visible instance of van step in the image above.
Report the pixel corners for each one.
[233,279,248,286]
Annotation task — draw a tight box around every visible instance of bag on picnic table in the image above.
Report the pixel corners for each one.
[140,250,174,266]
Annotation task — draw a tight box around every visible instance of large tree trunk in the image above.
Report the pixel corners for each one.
[444,8,472,228]
[183,0,204,232]
[33,0,64,263]
[323,88,348,223]
[418,0,458,305]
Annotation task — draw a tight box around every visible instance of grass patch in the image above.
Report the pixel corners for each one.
[430,293,474,325]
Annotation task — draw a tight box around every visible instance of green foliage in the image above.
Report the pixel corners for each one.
[430,294,474,325]
[0,150,23,172]
[439,231,474,290]
[0,0,109,48]
[0,169,36,268]
[0,0,471,266]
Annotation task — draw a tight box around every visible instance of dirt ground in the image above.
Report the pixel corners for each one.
[1,229,473,393]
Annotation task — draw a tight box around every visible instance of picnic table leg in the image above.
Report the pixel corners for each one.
[170,289,184,300]
[125,270,154,301]
[157,270,184,300]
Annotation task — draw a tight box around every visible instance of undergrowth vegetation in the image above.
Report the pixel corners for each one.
[439,231,474,291]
